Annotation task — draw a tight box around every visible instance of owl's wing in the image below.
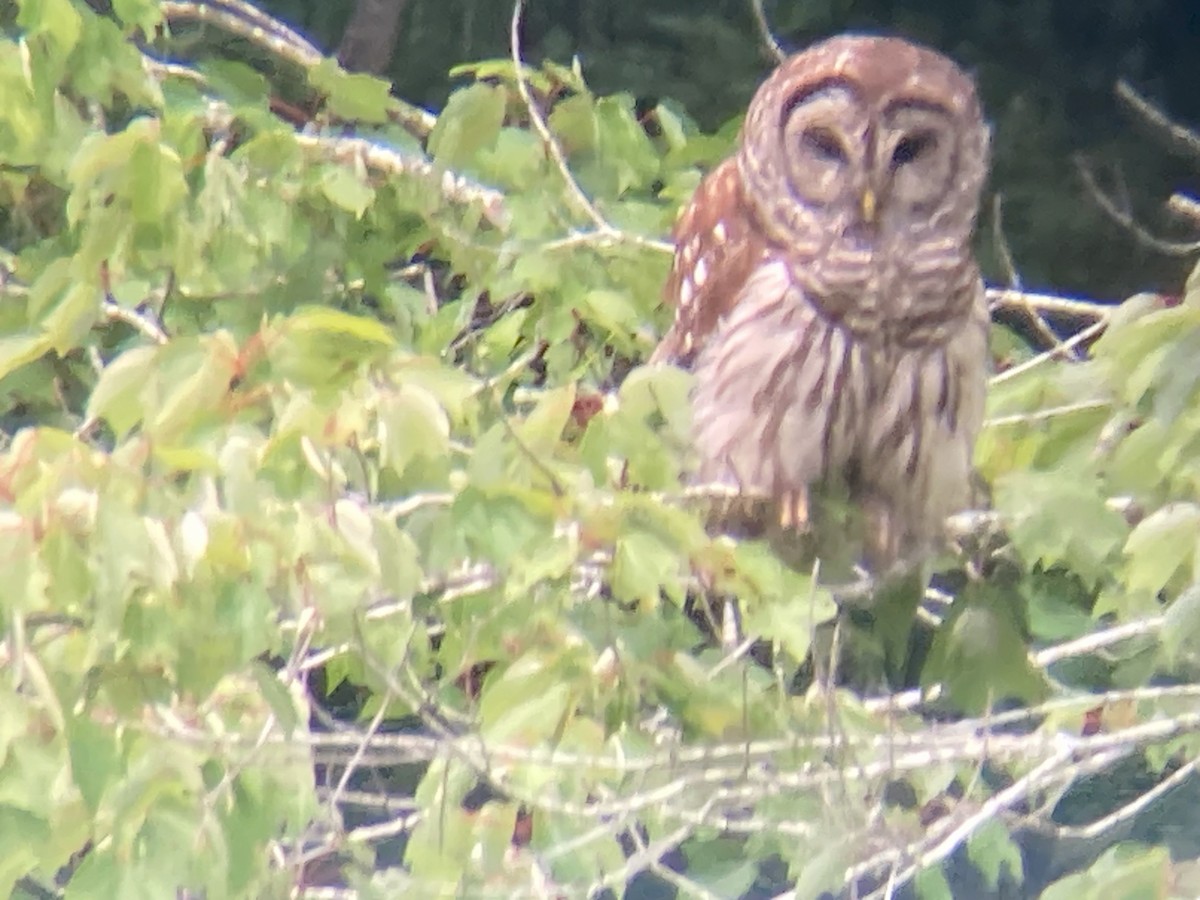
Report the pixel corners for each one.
[651,158,767,369]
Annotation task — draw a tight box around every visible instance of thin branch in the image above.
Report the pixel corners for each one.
[991,195,1076,356]
[1075,154,1200,256]
[510,0,608,232]
[749,0,787,64]
[859,747,1122,900]
[1116,79,1200,161]
[983,398,1113,429]
[508,0,669,256]
[1051,757,1197,841]
[985,288,1111,321]
[1033,615,1164,668]
[989,315,1110,386]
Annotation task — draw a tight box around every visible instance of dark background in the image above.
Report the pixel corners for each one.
[254,0,1200,301]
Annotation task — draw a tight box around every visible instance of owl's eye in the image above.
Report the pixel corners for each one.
[802,128,848,162]
[892,131,937,167]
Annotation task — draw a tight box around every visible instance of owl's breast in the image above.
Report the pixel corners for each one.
[786,232,979,347]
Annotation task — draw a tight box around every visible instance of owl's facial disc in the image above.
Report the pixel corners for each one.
[876,104,958,218]
[779,84,868,209]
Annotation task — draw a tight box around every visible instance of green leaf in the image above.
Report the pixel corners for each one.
[17,0,82,63]
[995,469,1127,585]
[478,655,572,747]
[548,93,598,154]
[0,333,53,383]
[380,384,450,478]
[284,306,396,346]
[309,60,393,123]
[41,282,100,353]
[249,662,301,736]
[516,384,575,458]
[683,837,758,897]
[790,840,853,899]
[272,307,395,389]
[923,582,1045,713]
[126,138,187,225]
[594,94,659,195]
[451,487,552,565]
[1161,583,1200,666]
[1123,502,1200,595]
[86,345,159,438]
[610,528,680,607]
[0,806,46,897]
[320,164,375,217]
[111,0,164,32]
[967,818,1024,890]
[63,845,120,899]
[1041,842,1169,899]
[914,864,953,900]
[66,715,120,814]
[427,83,507,170]
[734,541,835,663]
[148,335,239,441]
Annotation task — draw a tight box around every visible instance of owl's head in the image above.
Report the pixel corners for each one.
[738,35,990,256]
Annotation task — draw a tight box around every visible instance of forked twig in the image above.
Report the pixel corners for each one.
[1075,153,1200,256]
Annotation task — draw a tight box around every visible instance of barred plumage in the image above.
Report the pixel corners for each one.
[653,35,991,568]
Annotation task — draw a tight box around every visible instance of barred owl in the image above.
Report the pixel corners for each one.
[652,35,991,569]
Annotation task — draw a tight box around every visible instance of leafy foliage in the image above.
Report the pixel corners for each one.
[2,1,1200,897]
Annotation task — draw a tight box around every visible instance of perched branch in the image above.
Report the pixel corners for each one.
[294,132,510,226]
[159,0,436,135]
[160,0,325,68]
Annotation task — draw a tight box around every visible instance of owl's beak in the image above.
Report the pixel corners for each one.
[860,188,878,225]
